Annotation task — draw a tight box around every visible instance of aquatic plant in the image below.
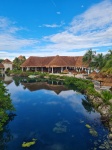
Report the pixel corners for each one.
[22,138,37,148]
[53,121,68,133]
[85,124,91,129]
[85,124,98,137]
[89,128,98,137]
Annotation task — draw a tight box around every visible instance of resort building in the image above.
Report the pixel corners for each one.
[0,63,4,73]
[21,55,88,73]
[1,59,12,73]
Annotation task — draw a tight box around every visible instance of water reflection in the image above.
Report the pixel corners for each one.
[1,77,111,150]
[0,74,13,85]
[0,113,16,150]
[13,77,67,94]
[82,99,95,113]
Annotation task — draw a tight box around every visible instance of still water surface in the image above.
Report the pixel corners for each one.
[1,79,111,150]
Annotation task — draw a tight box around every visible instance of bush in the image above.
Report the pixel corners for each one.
[86,87,101,97]
[101,90,112,103]
[0,80,15,131]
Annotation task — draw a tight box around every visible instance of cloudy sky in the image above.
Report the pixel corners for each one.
[0,0,112,60]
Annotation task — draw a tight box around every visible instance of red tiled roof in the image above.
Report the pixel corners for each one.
[46,55,68,67]
[74,56,88,67]
[21,55,88,68]
[21,56,54,67]
[0,63,4,68]
[89,71,98,78]
[2,59,12,64]
[101,77,112,86]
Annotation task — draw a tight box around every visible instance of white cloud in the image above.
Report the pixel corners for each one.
[0,0,112,60]
[0,17,38,51]
[43,24,60,28]
[42,21,64,28]
[41,0,112,53]
[0,34,38,50]
[70,0,112,33]
[0,16,21,33]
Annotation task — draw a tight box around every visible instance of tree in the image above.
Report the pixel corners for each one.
[13,56,26,70]
[83,49,96,67]
[0,59,4,63]
[83,49,112,74]
[108,49,112,55]
[105,50,112,60]
[92,53,104,70]
[0,80,15,131]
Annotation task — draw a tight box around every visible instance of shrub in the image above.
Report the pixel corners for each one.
[86,87,101,97]
[101,90,112,103]
[0,80,15,131]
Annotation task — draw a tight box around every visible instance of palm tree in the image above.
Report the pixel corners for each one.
[93,53,104,70]
[83,49,96,66]
[108,49,112,55]
[105,49,112,60]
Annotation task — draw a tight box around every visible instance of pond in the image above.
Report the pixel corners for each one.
[0,78,111,150]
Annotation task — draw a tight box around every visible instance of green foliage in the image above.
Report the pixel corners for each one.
[101,58,112,74]
[0,80,14,131]
[87,87,101,97]
[0,59,4,63]
[64,76,95,93]
[49,74,59,80]
[9,69,23,75]
[92,53,105,70]
[101,90,112,103]
[83,49,112,74]
[13,56,26,70]
[83,49,96,66]
[5,67,10,74]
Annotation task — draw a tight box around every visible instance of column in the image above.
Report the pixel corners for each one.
[27,67,29,71]
[48,68,50,73]
[87,69,90,74]
[41,67,43,73]
[61,67,63,73]
[52,67,53,73]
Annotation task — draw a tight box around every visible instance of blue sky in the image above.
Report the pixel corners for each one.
[0,0,112,60]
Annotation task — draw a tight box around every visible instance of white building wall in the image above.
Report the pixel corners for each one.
[3,63,12,71]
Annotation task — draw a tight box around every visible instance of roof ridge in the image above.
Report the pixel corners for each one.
[47,55,68,67]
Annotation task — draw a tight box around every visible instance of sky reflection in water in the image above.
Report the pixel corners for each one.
[2,81,110,150]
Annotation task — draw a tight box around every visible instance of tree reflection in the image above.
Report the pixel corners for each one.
[13,77,20,86]
[0,113,16,150]
[82,99,94,113]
